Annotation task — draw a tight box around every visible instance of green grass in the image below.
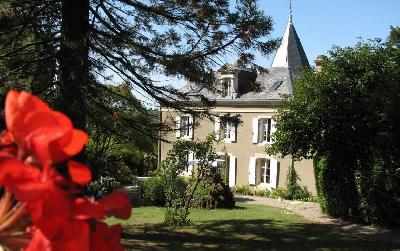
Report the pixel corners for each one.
[109,203,400,250]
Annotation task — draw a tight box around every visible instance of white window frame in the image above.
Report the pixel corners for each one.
[220,120,236,142]
[214,116,236,143]
[181,151,194,176]
[249,155,278,189]
[175,114,194,139]
[216,152,236,187]
[262,118,273,143]
[221,77,233,97]
[252,116,276,145]
[260,159,271,184]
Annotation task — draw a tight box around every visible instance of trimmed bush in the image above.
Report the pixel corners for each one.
[192,180,235,209]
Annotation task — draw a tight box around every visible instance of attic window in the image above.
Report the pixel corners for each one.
[270,81,283,91]
[221,78,233,97]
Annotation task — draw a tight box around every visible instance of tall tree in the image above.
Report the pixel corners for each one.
[1,0,278,134]
[58,0,89,130]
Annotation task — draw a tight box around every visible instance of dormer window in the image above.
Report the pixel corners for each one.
[221,77,233,97]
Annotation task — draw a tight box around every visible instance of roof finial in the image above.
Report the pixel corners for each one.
[289,0,293,23]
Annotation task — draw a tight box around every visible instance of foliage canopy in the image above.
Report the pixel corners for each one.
[268,27,400,226]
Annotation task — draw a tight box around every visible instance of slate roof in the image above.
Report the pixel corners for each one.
[183,67,292,102]
[178,9,309,104]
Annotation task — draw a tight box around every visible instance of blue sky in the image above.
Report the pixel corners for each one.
[257,0,400,67]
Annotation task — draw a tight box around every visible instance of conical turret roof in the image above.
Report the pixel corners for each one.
[271,7,310,72]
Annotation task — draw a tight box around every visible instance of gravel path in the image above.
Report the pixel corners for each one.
[235,195,400,243]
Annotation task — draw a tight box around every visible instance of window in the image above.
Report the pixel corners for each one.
[215,117,236,142]
[181,151,194,175]
[180,115,190,137]
[184,152,189,173]
[252,117,276,144]
[221,121,233,140]
[221,78,233,97]
[175,115,193,139]
[262,118,272,143]
[259,159,271,184]
[249,157,277,188]
[217,154,230,174]
[269,80,283,91]
[216,154,236,187]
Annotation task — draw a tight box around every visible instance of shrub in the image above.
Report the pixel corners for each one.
[254,189,270,197]
[140,176,166,206]
[192,179,235,209]
[233,185,316,202]
[139,175,188,206]
[233,185,253,195]
[270,188,287,199]
[284,162,317,202]
[159,134,235,225]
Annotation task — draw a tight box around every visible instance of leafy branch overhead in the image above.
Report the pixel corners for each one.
[0,0,278,126]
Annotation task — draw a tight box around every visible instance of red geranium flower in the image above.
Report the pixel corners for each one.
[5,90,88,166]
[0,90,132,250]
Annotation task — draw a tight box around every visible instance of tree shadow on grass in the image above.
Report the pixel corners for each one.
[234,196,256,203]
[121,219,400,250]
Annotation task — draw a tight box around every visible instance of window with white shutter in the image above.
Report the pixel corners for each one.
[269,159,278,188]
[176,114,194,139]
[252,118,259,143]
[214,117,220,140]
[252,117,276,144]
[214,116,236,142]
[188,115,194,139]
[175,116,181,138]
[248,157,256,185]
[254,157,279,189]
[187,151,194,174]
[229,156,236,187]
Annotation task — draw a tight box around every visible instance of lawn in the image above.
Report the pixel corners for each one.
[108,203,400,250]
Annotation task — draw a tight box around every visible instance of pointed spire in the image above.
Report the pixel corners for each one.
[271,1,310,72]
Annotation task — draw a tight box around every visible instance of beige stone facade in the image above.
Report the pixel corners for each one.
[159,106,316,194]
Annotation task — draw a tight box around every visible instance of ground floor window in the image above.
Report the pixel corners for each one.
[256,158,271,185]
[216,154,230,182]
[181,152,194,174]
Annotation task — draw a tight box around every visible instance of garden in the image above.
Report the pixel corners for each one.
[109,203,399,250]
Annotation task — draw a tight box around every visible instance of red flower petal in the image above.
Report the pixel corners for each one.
[5,90,50,143]
[28,186,71,239]
[68,161,92,185]
[0,158,47,202]
[5,91,88,165]
[50,129,88,164]
[25,228,52,251]
[52,220,90,251]
[71,198,105,220]
[90,222,123,251]
[98,191,132,219]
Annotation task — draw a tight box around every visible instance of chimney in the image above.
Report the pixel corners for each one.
[315,55,327,73]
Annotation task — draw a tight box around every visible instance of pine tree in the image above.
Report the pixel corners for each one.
[1,0,278,133]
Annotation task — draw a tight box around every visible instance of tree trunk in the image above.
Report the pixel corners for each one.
[58,0,89,131]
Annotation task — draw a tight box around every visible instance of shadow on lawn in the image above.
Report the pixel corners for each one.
[121,219,400,250]
[234,196,256,203]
